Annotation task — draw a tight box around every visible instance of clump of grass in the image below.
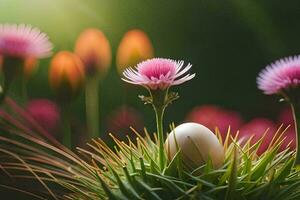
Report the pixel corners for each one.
[0,103,299,200]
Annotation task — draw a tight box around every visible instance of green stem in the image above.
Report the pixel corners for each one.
[154,106,166,171]
[148,89,172,172]
[290,103,300,165]
[0,57,24,104]
[21,78,28,103]
[85,76,100,138]
[61,105,72,149]
[10,76,27,104]
[0,75,27,104]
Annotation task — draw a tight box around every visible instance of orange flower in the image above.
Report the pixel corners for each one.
[0,55,38,78]
[24,57,38,78]
[74,28,111,76]
[49,51,85,101]
[116,29,154,74]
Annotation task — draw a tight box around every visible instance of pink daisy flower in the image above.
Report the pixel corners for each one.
[258,55,300,164]
[0,24,53,58]
[122,58,195,90]
[257,56,300,95]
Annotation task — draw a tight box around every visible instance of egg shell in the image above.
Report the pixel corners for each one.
[165,122,224,169]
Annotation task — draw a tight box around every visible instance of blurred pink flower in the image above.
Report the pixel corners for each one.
[122,58,195,90]
[278,106,294,127]
[239,118,276,155]
[0,24,53,58]
[106,105,144,137]
[186,105,243,139]
[280,130,296,151]
[26,99,60,134]
[257,55,300,95]
[278,107,296,151]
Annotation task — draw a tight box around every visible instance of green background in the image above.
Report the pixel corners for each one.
[1,0,300,136]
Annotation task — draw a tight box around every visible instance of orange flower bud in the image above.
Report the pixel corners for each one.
[24,57,38,78]
[74,28,111,76]
[49,51,85,101]
[0,56,38,78]
[116,29,154,74]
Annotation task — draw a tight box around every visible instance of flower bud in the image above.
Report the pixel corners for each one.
[0,56,38,80]
[165,122,224,170]
[74,28,111,76]
[49,51,85,102]
[116,29,154,74]
[0,24,53,100]
[24,57,38,78]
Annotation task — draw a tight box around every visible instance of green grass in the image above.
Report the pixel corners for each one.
[0,104,299,200]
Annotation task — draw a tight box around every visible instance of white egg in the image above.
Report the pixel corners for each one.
[165,122,224,169]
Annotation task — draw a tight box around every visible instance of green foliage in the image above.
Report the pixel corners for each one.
[0,106,299,200]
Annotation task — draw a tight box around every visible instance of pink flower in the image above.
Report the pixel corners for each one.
[280,130,296,151]
[26,99,60,134]
[278,106,294,127]
[186,105,243,139]
[0,24,53,58]
[239,118,276,155]
[257,56,300,95]
[122,58,195,90]
[106,105,143,137]
[277,107,296,151]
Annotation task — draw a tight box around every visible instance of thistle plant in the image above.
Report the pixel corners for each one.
[257,55,300,165]
[0,24,53,102]
[122,58,195,170]
[0,107,299,200]
[0,56,300,200]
